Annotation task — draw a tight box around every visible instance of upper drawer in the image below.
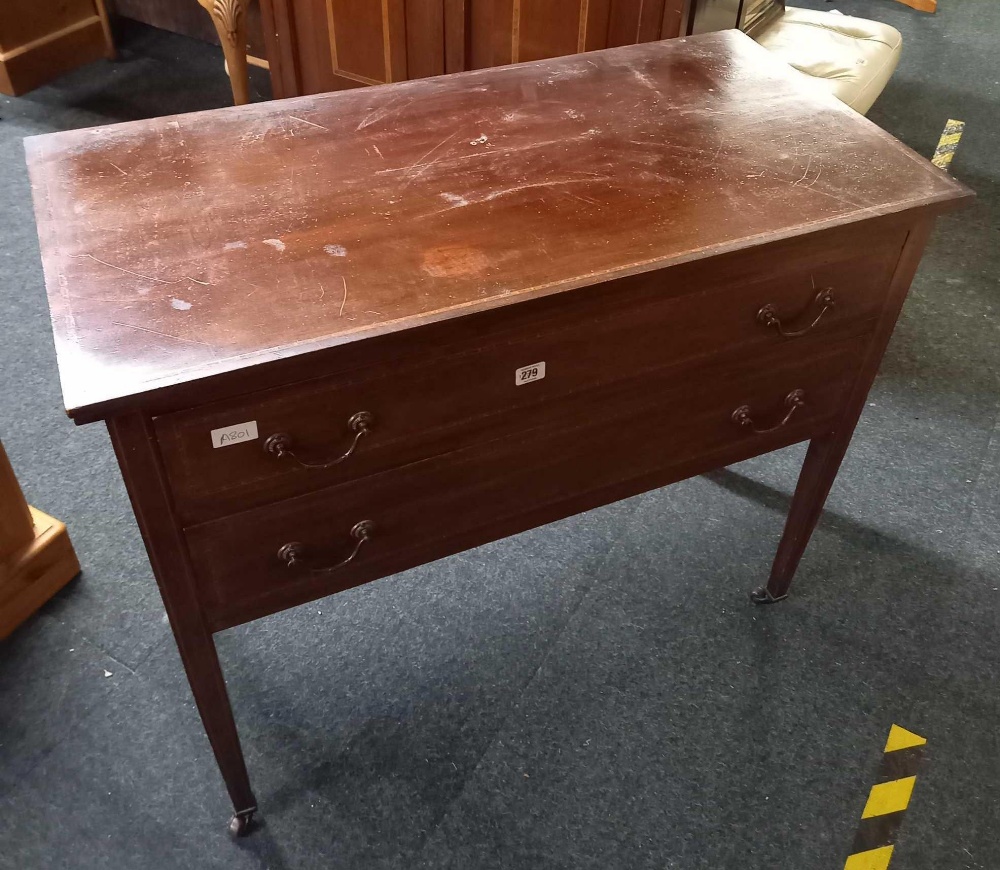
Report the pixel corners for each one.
[156,233,904,523]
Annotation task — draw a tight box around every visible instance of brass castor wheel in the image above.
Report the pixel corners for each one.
[228,809,256,837]
[749,586,788,605]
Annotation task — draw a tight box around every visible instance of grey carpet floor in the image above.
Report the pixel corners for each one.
[1,3,998,868]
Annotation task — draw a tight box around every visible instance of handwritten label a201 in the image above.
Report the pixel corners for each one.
[515,361,546,386]
[210,420,259,449]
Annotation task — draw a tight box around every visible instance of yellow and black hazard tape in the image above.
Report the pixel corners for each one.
[932,119,965,171]
[844,724,927,870]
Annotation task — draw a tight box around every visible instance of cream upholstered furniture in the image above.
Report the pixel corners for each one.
[753,6,903,116]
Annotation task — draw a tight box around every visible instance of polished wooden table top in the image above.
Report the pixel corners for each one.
[25,30,968,423]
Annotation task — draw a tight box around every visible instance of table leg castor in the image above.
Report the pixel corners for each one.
[228,807,257,837]
[749,586,788,605]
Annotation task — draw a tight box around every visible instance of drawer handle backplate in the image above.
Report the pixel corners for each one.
[264,411,372,469]
[757,289,835,338]
[277,520,373,573]
[732,389,805,434]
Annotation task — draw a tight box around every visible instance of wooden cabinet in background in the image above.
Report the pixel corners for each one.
[0,0,114,96]
[477,0,687,67]
[261,0,689,99]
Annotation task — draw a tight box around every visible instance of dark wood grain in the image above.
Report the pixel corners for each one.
[25,32,969,423]
[660,0,687,39]
[259,0,300,98]
[443,0,469,72]
[405,0,446,79]
[512,0,589,63]
[583,0,615,52]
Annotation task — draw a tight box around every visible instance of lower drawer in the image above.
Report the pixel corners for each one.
[186,340,863,628]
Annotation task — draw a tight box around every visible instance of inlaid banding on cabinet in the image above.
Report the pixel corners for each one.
[325,0,401,84]
[511,0,521,63]
[382,0,392,80]
[578,0,590,52]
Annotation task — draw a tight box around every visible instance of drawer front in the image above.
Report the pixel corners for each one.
[158,234,903,524]
[186,339,863,628]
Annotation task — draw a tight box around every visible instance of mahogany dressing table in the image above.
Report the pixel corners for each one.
[24,31,970,834]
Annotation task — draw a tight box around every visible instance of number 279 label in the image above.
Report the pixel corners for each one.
[515,361,546,385]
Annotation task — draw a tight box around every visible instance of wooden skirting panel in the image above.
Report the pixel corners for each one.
[893,0,936,12]
[0,15,112,97]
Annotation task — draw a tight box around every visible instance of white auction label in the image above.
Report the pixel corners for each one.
[210,420,259,448]
[515,361,546,385]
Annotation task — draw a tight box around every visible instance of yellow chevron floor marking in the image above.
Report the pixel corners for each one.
[845,845,895,870]
[884,724,927,753]
[863,776,917,818]
[845,726,926,869]
[932,119,965,171]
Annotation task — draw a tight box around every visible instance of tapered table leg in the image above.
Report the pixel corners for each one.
[107,415,257,836]
[752,217,937,604]
[174,620,259,836]
[751,434,849,603]
[198,0,251,105]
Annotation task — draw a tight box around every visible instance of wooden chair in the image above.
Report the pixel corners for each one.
[197,0,249,105]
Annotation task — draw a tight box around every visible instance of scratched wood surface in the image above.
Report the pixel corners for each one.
[25,30,968,421]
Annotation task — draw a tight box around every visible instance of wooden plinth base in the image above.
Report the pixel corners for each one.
[893,0,937,12]
[0,507,80,640]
